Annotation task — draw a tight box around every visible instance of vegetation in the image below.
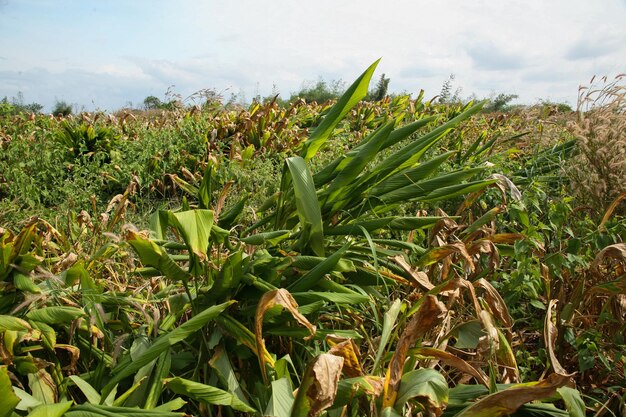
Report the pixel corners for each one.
[0,62,624,417]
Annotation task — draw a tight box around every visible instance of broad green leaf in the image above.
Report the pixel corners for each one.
[291,291,369,305]
[301,60,379,160]
[28,370,56,405]
[241,230,291,246]
[362,101,485,189]
[14,273,41,294]
[0,315,32,331]
[144,351,171,409]
[208,345,250,407]
[557,387,586,417]
[103,300,234,398]
[168,210,214,275]
[126,230,191,282]
[265,378,294,417]
[65,403,184,417]
[324,122,394,205]
[26,306,85,325]
[164,377,256,413]
[334,376,384,408]
[369,151,455,197]
[27,401,72,417]
[372,299,402,373]
[13,387,42,411]
[287,243,350,292]
[326,216,444,236]
[375,168,486,206]
[286,157,325,256]
[0,366,20,417]
[395,368,448,412]
[152,398,187,412]
[69,375,101,404]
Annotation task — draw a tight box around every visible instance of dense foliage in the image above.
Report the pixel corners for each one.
[0,63,624,417]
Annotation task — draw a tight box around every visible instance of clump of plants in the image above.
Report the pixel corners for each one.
[567,74,626,213]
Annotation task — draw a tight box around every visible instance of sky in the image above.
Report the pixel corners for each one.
[1,0,625,112]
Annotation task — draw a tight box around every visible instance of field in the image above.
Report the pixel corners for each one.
[1,63,625,417]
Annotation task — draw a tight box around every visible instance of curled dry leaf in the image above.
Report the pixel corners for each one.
[419,243,475,275]
[291,354,344,417]
[467,240,500,272]
[383,295,447,408]
[415,347,489,387]
[544,299,569,375]
[455,373,573,417]
[326,335,364,377]
[486,233,526,244]
[392,255,434,291]
[473,279,513,329]
[255,289,316,383]
[591,243,626,278]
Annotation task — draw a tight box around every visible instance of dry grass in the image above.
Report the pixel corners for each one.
[567,74,626,213]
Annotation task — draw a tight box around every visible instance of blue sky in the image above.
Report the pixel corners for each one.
[1,0,625,112]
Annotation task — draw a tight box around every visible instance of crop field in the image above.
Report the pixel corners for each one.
[0,63,625,416]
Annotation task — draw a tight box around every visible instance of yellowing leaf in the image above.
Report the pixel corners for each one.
[255,289,316,383]
[455,373,573,417]
[326,335,364,377]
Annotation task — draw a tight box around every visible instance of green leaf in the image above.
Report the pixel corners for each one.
[0,366,20,417]
[0,315,32,331]
[26,306,85,325]
[69,376,101,404]
[208,346,250,408]
[395,368,448,411]
[28,370,56,405]
[557,387,586,417]
[265,378,294,417]
[126,230,191,282]
[291,291,369,305]
[102,301,234,398]
[287,243,350,292]
[373,299,402,373]
[164,377,256,413]
[27,401,72,417]
[324,122,394,206]
[286,157,325,256]
[301,60,379,160]
[168,210,214,275]
[241,230,291,246]
[14,273,41,294]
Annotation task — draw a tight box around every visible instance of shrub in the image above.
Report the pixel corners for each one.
[566,75,626,213]
[52,100,73,116]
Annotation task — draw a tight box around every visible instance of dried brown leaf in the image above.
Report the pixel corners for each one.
[255,289,316,383]
[392,255,434,291]
[415,347,489,387]
[382,295,447,408]
[455,373,573,417]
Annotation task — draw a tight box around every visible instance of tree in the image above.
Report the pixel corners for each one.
[368,73,390,101]
[485,93,519,112]
[52,100,73,116]
[438,74,462,104]
[291,78,346,104]
[143,95,163,110]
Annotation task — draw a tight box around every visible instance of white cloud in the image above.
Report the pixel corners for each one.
[1,0,624,110]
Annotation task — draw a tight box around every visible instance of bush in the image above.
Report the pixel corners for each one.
[52,100,73,116]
